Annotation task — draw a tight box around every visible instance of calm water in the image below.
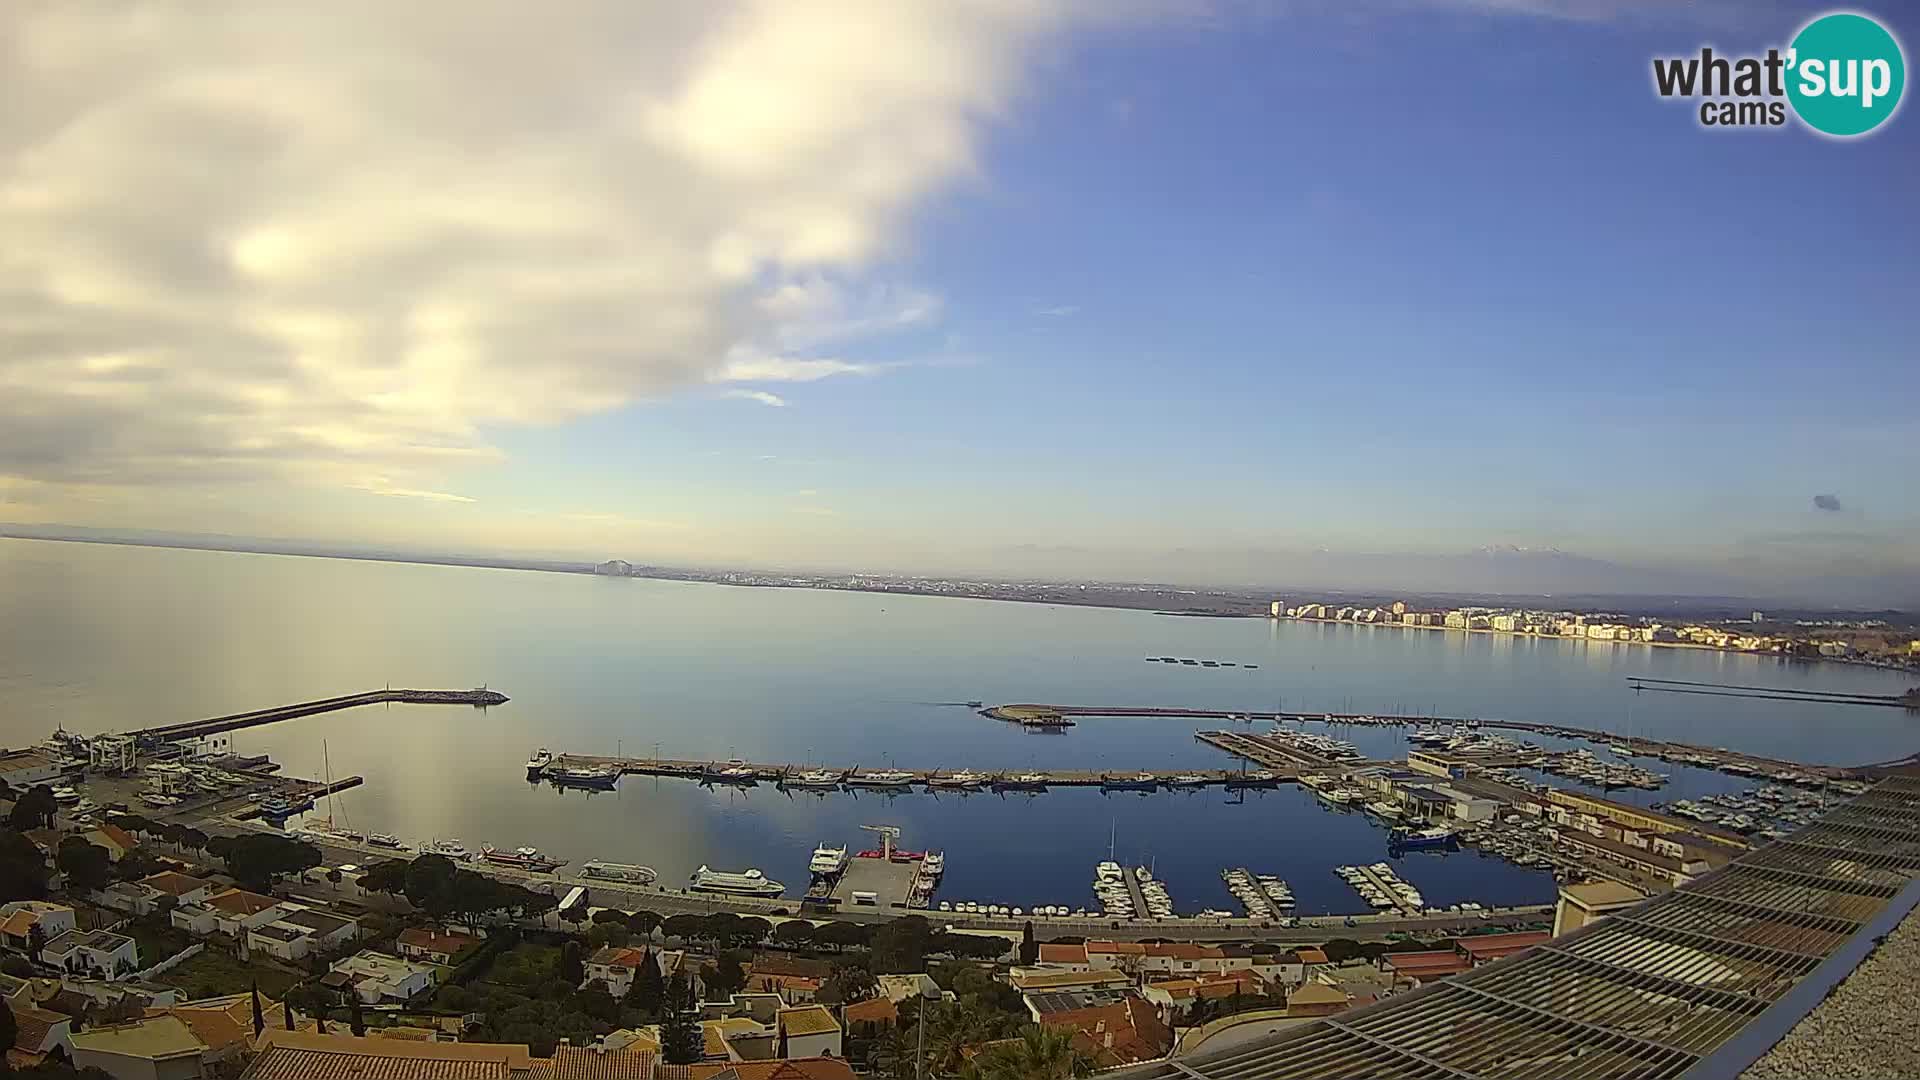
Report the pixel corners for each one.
[3,537,1913,913]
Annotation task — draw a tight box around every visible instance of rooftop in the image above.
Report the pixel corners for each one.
[242,1031,534,1080]
[139,871,213,897]
[206,889,281,917]
[547,1044,657,1080]
[68,1015,203,1061]
[776,1005,839,1037]
[1037,943,1089,965]
[1560,880,1647,908]
[1112,774,1920,1080]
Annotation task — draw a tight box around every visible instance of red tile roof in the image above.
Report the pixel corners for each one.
[10,1003,68,1053]
[1292,947,1329,965]
[206,889,281,917]
[1041,996,1172,1069]
[546,1045,657,1080]
[1382,951,1472,977]
[1456,931,1551,962]
[1037,943,1088,965]
[840,997,897,1025]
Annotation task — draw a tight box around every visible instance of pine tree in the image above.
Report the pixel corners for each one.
[625,949,665,1016]
[283,1000,296,1031]
[251,983,265,1037]
[349,993,366,1037]
[659,972,703,1065]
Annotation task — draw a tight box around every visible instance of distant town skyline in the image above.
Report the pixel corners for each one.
[0,3,1913,604]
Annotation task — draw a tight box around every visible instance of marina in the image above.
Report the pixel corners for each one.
[1337,862,1426,915]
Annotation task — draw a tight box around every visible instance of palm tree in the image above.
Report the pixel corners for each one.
[964,1026,1093,1080]
[924,1002,990,1077]
[865,1026,915,1080]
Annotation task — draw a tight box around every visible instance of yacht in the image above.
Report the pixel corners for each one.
[845,769,917,789]
[366,833,406,850]
[1390,825,1459,850]
[1225,770,1282,789]
[783,769,844,789]
[580,861,658,884]
[525,749,553,777]
[922,851,944,876]
[481,845,566,872]
[689,865,785,897]
[1096,860,1125,883]
[420,839,472,861]
[809,844,849,876]
[51,787,82,805]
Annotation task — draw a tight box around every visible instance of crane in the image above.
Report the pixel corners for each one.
[860,824,902,860]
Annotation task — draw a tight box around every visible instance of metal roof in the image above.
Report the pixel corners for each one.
[1120,775,1920,1080]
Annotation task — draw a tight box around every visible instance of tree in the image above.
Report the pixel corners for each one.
[772,920,815,950]
[867,1025,915,1080]
[251,983,265,1038]
[658,913,705,944]
[591,909,629,926]
[283,1000,296,1031]
[625,911,661,939]
[658,972,702,1065]
[1019,921,1037,966]
[326,869,343,887]
[55,839,113,893]
[0,830,50,903]
[357,860,409,895]
[706,952,747,998]
[587,923,630,950]
[0,989,18,1051]
[963,1025,1093,1080]
[820,963,878,1006]
[348,993,366,1037]
[558,941,584,985]
[10,786,57,832]
[870,916,935,973]
[220,834,322,891]
[814,920,871,953]
[625,951,664,1016]
[576,984,619,1025]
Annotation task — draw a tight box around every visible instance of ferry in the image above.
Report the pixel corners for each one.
[993,773,1050,791]
[1389,826,1460,851]
[481,845,566,873]
[420,839,472,861]
[782,769,844,790]
[581,861,658,885]
[689,865,785,897]
[928,769,990,790]
[1101,772,1159,791]
[366,833,406,850]
[525,749,553,777]
[549,765,620,790]
[845,770,916,789]
[809,844,849,876]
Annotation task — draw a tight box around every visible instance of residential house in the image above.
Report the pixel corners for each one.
[204,889,286,938]
[82,825,140,862]
[583,946,655,997]
[246,907,359,962]
[0,902,76,954]
[164,993,297,1068]
[1039,996,1172,1070]
[775,1005,841,1060]
[705,1016,776,1062]
[680,1061,857,1080]
[1284,981,1352,1018]
[840,996,896,1038]
[746,972,819,1005]
[7,1001,76,1069]
[871,973,942,1005]
[1139,971,1268,1017]
[1034,943,1090,971]
[546,1044,657,1080]
[168,905,218,937]
[396,926,480,966]
[41,929,138,979]
[242,1031,542,1080]
[99,882,162,916]
[324,951,438,1004]
[138,873,216,909]
[68,1015,207,1080]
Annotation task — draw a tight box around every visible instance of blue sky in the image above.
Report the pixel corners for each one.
[1,2,1914,599]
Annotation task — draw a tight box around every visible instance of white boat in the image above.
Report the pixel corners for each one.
[526,748,554,775]
[689,865,785,897]
[366,833,405,849]
[845,769,916,788]
[928,769,990,789]
[580,861,658,885]
[51,787,82,804]
[1096,860,1124,882]
[922,851,944,876]
[809,844,849,876]
[784,769,844,789]
[420,839,471,861]
[481,845,565,872]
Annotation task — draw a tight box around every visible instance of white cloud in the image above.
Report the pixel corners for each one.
[0,0,1074,508]
[351,477,476,503]
[723,389,789,408]
[1035,304,1080,317]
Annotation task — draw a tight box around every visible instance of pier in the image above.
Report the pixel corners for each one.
[536,753,1254,790]
[128,688,509,743]
[1344,863,1421,916]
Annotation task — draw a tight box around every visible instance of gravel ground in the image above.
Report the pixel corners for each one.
[1744,905,1920,1079]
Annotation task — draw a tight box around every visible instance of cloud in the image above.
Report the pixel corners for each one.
[1813,494,1843,512]
[351,477,475,503]
[722,389,789,408]
[0,1,1074,506]
[1035,305,1080,317]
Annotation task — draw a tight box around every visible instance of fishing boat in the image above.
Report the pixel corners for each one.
[1389,826,1459,851]
[1225,770,1282,789]
[992,773,1049,792]
[1101,772,1159,791]
[1165,773,1211,788]
[580,861,658,885]
[689,865,785,897]
[256,794,313,818]
[420,839,472,861]
[782,769,844,790]
[525,748,553,777]
[928,769,990,789]
[481,845,566,872]
[366,833,406,850]
[845,769,917,789]
[549,765,620,790]
[701,762,759,787]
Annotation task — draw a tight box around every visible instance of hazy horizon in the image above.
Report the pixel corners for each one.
[1,3,1913,603]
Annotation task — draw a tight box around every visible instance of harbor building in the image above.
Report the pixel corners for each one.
[0,749,65,789]
[1552,879,1645,937]
[1544,789,1749,849]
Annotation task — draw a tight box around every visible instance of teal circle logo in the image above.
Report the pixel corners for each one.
[1787,12,1905,136]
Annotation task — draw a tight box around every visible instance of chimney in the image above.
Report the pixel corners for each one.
[1104,1032,1115,1050]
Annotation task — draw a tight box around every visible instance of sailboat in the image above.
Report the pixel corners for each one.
[297,741,364,843]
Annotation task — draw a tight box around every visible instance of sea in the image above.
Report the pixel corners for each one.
[2,536,1913,917]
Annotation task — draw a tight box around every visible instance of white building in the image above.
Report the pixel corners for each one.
[326,951,438,1004]
[204,889,288,938]
[0,749,65,789]
[0,901,77,953]
[41,929,139,979]
[776,1005,842,1059]
[247,908,359,962]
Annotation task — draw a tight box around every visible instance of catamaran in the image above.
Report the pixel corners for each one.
[689,865,785,897]
[580,861,657,884]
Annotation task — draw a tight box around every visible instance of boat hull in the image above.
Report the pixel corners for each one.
[550,772,619,790]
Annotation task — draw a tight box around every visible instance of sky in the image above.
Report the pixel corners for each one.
[0,1,1915,601]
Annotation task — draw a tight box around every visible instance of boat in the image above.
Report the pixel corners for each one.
[1363,800,1404,821]
[782,769,844,789]
[481,845,566,872]
[1390,826,1460,850]
[1101,772,1159,791]
[256,794,313,818]
[366,833,405,850]
[420,839,472,861]
[992,773,1049,791]
[580,861,658,885]
[702,762,759,787]
[1225,770,1282,789]
[526,748,554,777]
[809,844,849,876]
[928,769,990,789]
[51,787,82,804]
[922,851,944,876]
[549,765,620,790]
[689,865,785,897]
[845,769,917,789]
[1165,773,1211,788]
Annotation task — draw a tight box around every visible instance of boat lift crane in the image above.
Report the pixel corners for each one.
[860,824,901,860]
